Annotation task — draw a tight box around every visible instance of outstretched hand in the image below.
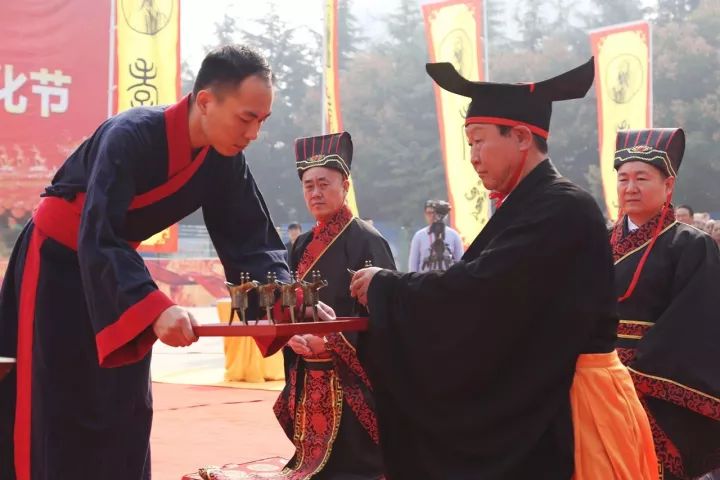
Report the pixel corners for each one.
[349,267,382,306]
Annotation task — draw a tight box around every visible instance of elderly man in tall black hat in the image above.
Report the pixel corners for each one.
[348,60,657,479]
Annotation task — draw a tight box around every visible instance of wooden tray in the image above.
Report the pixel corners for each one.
[193,317,368,337]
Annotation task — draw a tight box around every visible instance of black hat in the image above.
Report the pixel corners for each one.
[425,58,595,139]
[295,132,352,179]
[614,128,685,177]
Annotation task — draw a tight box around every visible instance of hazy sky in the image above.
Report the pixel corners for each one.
[180,0,398,69]
[179,0,657,69]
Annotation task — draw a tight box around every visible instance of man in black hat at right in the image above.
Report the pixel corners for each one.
[611,128,720,480]
[349,59,657,479]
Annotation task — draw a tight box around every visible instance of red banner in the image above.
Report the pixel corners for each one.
[0,0,111,223]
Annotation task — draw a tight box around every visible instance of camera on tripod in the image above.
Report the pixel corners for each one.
[426,200,451,223]
[422,200,454,271]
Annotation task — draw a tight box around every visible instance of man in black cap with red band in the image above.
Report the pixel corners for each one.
[349,59,656,479]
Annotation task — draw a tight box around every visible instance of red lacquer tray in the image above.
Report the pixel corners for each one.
[193,317,368,337]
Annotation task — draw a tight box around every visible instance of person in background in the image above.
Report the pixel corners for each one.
[407,200,463,272]
[675,204,694,224]
[711,220,720,248]
[611,128,720,480]
[274,132,395,479]
[704,219,715,235]
[693,213,708,231]
[285,222,302,258]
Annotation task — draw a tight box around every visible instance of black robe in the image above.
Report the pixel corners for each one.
[613,215,720,480]
[276,213,395,479]
[361,160,618,480]
[0,95,289,480]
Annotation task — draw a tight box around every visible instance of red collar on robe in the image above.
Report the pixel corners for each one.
[610,208,676,262]
[295,205,354,279]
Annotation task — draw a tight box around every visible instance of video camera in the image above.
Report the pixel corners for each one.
[422,200,454,271]
[426,200,451,223]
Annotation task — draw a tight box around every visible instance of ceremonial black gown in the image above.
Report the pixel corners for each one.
[0,95,289,480]
[276,214,395,479]
[361,160,618,480]
[614,216,720,480]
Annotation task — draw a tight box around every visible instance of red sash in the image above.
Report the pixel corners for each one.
[296,205,354,279]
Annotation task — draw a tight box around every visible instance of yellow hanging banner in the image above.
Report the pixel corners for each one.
[590,21,652,218]
[422,0,489,246]
[324,0,359,216]
[115,0,180,252]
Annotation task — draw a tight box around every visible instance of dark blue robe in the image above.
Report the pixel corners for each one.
[0,95,289,480]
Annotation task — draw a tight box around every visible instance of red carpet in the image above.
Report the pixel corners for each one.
[151,382,293,479]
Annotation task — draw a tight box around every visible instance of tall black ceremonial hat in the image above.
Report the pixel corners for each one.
[425,57,595,139]
[295,132,352,179]
[614,128,685,177]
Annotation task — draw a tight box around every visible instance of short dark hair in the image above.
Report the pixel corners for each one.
[676,204,694,216]
[287,222,302,231]
[193,45,272,97]
[497,125,548,154]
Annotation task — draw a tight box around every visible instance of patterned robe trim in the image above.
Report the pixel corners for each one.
[296,205,354,280]
[628,368,720,420]
[611,210,677,263]
[326,333,372,391]
[617,347,637,365]
[274,336,381,451]
[617,319,652,364]
[326,333,379,445]
[618,319,654,340]
[638,394,687,479]
[619,344,720,479]
[282,369,343,479]
[273,362,298,439]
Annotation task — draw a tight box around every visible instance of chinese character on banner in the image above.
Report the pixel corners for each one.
[0,65,73,118]
[127,58,158,106]
[115,0,180,253]
[0,64,28,114]
[0,0,111,262]
[30,68,72,118]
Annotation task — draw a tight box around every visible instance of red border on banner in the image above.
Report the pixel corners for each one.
[113,0,119,117]
[590,21,651,216]
[176,4,182,100]
[422,0,486,232]
[115,0,182,253]
[325,0,343,132]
